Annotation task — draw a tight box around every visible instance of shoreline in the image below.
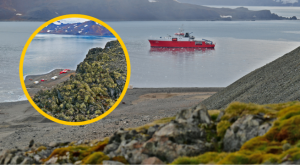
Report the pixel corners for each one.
[0,87,222,150]
[24,69,75,97]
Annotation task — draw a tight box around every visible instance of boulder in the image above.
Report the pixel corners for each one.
[103,160,125,165]
[216,109,225,122]
[141,157,165,165]
[10,155,24,164]
[153,121,206,144]
[175,104,211,124]
[223,114,275,152]
[3,153,12,164]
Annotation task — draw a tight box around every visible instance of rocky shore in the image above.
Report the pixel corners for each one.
[1,101,299,164]
[32,40,127,122]
[0,87,220,151]
[1,40,300,164]
[1,45,299,164]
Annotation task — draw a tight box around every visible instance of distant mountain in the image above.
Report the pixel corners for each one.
[178,0,300,6]
[0,0,296,21]
[39,21,113,36]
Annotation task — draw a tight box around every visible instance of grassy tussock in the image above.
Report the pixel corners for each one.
[208,110,220,121]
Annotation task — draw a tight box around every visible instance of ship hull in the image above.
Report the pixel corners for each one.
[149,40,215,48]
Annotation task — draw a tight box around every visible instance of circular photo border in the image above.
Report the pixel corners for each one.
[19,14,131,126]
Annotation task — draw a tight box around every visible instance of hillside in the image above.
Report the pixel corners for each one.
[179,0,300,6]
[202,46,300,110]
[39,21,113,36]
[0,0,294,21]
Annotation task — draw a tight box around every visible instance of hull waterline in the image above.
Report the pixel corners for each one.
[148,40,215,48]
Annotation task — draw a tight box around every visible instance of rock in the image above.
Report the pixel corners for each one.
[127,150,148,164]
[20,157,34,165]
[39,149,52,158]
[104,142,120,154]
[3,153,12,164]
[175,104,211,124]
[141,157,165,165]
[33,154,41,163]
[223,114,275,152]
[49,141,59,147]
[216,110,225,122]
[10,155,24,164]
[282,143,291,151]
[77,140,83,145]
[46,156,58,164]
[154,121,206,144]
[29,139,34,148]
[175,108,193,123]
[103,160,125,165]
[74,160,82,165]
[0,150,9,164]
[147,125,160,137]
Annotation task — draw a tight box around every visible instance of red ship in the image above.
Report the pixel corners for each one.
[149,32,216,48]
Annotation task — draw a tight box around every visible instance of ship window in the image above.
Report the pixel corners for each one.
[195,41,202,45]
[172,38,177,41]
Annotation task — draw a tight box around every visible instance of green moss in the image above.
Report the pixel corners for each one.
[43,138,110,163]
[82,152,109,164]
[171,152,228,164]
[33,41,127,122]
[171,102,300,164]
[216,120,231,137]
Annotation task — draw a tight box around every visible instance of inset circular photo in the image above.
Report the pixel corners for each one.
[19,14,130,125]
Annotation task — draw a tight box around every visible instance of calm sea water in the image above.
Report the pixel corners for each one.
[1,19,300,102]
[24,34,116,76]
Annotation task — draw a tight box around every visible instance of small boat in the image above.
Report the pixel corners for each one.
[51,76,58,80]
[149,32,215,48]
[59,69,70,75]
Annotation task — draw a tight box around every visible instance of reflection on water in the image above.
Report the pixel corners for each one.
[149,47,215,63]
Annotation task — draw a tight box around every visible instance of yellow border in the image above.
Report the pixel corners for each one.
[19,14,131,126]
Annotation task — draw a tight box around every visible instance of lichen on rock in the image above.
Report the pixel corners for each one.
[33,40,127,122]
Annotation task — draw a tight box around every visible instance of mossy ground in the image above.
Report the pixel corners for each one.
[172,101,300,164]
[41,138,118,164]
[33,41,127,122]
[34,102,300,164]
[126,116,176,132]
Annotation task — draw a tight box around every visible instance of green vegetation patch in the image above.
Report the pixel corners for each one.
[43,138,109,163]
[33,41,127,122]
[172,101,300,164]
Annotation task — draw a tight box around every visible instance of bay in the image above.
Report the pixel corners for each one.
[0,20,300,102]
